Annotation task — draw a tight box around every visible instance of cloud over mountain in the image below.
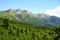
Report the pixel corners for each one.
[45,6,60,17]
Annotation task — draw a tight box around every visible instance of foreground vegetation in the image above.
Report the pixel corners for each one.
[0,17,60,40]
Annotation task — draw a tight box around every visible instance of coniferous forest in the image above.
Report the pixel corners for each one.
[0,17,60,40]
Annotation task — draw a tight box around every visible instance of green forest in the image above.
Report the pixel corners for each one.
[0,17,60,40]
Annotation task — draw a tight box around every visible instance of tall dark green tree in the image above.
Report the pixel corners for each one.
[3,18,10,29]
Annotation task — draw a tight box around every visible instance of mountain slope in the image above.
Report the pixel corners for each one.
[0,17,60,40]
[0,9,60,27]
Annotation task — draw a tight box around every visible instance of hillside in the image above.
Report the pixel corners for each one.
[0,9,60,27]
[0,17,60,40]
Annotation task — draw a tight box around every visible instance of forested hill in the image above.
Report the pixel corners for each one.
[0,17,60,40]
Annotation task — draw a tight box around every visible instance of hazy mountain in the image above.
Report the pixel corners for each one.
[0,9,60,27]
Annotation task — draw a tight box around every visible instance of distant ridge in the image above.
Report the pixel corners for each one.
[0,9,60,27]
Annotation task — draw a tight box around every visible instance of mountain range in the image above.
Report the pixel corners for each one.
[0,9,60,27]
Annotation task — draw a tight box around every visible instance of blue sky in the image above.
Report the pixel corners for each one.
[0,0,60,13]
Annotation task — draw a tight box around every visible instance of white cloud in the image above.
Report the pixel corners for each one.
[45,6,60,17]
